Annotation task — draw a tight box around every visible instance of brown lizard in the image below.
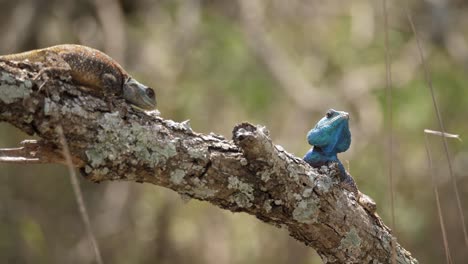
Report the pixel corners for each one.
[0,44,156,110]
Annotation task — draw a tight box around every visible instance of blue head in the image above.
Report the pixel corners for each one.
[304,109,351,167]
[306,109,351,154]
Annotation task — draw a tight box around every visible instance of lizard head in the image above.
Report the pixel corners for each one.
[306,109,351,154]
[123,77,157,110]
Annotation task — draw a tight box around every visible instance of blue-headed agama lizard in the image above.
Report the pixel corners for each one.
[304,109,377,214]
[0,44,156,110]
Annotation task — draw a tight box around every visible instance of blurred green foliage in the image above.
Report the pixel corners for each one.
[0,0,468,263]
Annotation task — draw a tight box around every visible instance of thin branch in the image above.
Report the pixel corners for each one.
[424,132,453,264]
[0,139,84,165]
[424,129,461,141]
[382,1,396,263]
[56,126,104,264]
[405,6,468,251]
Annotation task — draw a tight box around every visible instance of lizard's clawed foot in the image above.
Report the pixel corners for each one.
[33,51,71,90]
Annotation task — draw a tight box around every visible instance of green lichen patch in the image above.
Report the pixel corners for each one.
[85,112,177,171]
[240,158,248,166]
[259,171,271,182]
[61,104,88,117]
[293,193,302,200]
[170,169,186,185]
[190,177,217,198]
[0,72,16,83]
[263,200,272,213]
[315,176,333,194]
[0,74,32,104]
[43,98,56,116]
[292,199,318,224]
[94,167,110,175]
[306,170,317,181]
[286,164,300,181]
[187,146,207,160]
[227,176,254,208]
[229,194,249,208]
[85,149,106,168]
[192,185,217,198]
[302,188,313,198]
[165,119,193,133]
[378,229,395,252]
[84,165,93,174]
[340,227,362,252]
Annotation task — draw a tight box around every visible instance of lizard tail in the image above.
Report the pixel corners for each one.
[0,49,48,62]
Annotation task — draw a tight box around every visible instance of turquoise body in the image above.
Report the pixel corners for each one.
[303,109,351,176]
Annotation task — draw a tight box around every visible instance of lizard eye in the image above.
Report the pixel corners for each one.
[146,88,155,99]
[326,109,334,118]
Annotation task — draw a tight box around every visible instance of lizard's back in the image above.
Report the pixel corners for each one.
[0,44,127,93]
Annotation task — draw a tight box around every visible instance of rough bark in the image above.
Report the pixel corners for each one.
[0,60,418,263]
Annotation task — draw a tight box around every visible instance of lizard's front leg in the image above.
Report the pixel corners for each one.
[33,51,72,91]
[331,162,377,214]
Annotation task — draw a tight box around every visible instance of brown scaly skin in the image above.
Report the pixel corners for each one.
[0,44,157,110]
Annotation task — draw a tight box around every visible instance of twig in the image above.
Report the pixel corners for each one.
[0,140,84,165]
[424,129,461,141]
[56,126,104,264]
[424,131,453,264]
[405,6,468,251]
[382,1,396,263]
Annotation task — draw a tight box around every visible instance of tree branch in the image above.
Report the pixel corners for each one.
[0,60,418,263]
